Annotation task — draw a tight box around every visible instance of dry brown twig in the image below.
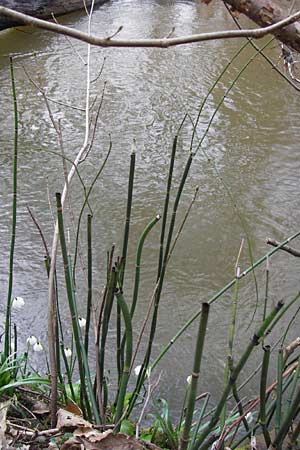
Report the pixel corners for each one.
[266,238,300,257]
[1,6,300,49]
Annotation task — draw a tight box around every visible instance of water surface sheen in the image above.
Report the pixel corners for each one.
[1,0,300,415]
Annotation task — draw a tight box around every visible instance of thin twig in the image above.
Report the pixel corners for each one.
[135,372,161,439]
[1,7,300,48]
[267,238,300,257]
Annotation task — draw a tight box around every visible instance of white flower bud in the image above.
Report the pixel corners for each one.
[78,317,86,328]
[187,375,192,385]
[26,335,37,346]
[33,342,43,352]
[12,297,25,310]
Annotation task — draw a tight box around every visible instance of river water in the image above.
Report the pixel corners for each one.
[1,0,300,417]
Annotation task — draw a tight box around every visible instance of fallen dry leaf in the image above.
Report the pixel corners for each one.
[0,400,11,450]
[62,431,162,450]
[65,400,83,417]
[32,400,50,415]
[57,408,93,431]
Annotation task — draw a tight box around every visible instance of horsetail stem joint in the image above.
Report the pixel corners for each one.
[252,334,260,346]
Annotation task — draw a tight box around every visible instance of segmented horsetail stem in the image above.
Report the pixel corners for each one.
[190,301,284,450]
[180,303,210,450]
[114,290,133,433]
[151,228,300,372]
[157,136,177,280]
[259,345,271,448]
[99,266,117,389]
[85,214,92,354]
[275,348,283,436]
[128,152,193,415]
[56,193,100,423]
[120,147,136,287]
[131,214,161,318]
[5,57,18,359]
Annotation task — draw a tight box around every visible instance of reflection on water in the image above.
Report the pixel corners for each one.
[1,0,300,416]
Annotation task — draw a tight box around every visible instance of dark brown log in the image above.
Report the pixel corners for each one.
[223,0,300,53]
[0,0,108,31]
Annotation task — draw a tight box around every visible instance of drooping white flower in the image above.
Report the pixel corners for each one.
[186,375,192,385]
[134,365,142,377]
[78,317,86,328]
[246,412,254,424]
[26,335,38,347]
[10,339,16,353]
[250,435,257,450]
[64,347,72,358]
[33,341,43,352]
[12,297,25,310]
[134,365,151,377]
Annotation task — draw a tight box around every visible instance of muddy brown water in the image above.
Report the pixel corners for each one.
[1,0,300,417]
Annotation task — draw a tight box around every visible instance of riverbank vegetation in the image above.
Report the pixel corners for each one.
[2,3,300,450]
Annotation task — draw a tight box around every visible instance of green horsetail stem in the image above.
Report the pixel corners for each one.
[118,150,136,378]
[194,38,274,156]
[120,149,136,287]
[56,193,100,424]
[232,371,295,450]
[131,214,161,318]
[99,266,117,389]
[85,214,92,354]
[129,152,194,416]
[5,57,18,359]
[189,394,211,450]
[259,345,271,448]
[157,136,177,280]
[273,366,300,448]
[287,354,300,409]
[151,228,300,371]
[189,40,250,153]
[114,290,133,433]
[119,214,161,380]
[72,141,112,282]
[275,348,283,436]
[180,303,210,450]
[221,269,241,430]
[190,301,284,450]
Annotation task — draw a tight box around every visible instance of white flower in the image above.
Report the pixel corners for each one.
[250,435,256,450]
[10,339,16,352]
[64,347,72,358]
[134,365,151,377]
[246,412,254,424]
[33,342,43,352]
[187,375,192,385]
[78,317,86,328]
[26,335,37,346]
[12,297,25,310]
[134,365,142,376]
